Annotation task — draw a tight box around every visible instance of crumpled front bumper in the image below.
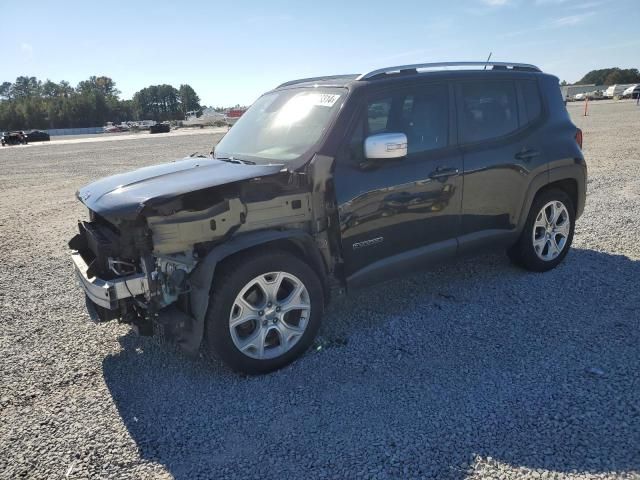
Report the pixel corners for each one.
[71,250,148,310]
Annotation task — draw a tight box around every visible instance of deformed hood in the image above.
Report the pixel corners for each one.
[77,157,284,220]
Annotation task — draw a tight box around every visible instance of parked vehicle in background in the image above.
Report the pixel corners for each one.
[604,84,629,98]
[622,85,640,99]
[585,90,604,100]
[224,108,246,126]
[184,109,226,127]
[69,61,586,374]
[104,122,130,133]
[149,123,170,134]
[573,90,603,101]
[1,131,28,146]
[24,130,50,142]
[130,120,156,130]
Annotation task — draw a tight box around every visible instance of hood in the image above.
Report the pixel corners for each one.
[77,157,284,221]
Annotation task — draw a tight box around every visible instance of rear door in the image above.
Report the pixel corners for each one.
[456,77,548,250]
[333,82,462,278]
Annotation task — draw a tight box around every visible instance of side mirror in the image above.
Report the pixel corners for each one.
[364,132,407,160]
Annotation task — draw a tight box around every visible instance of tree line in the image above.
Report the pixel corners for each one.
[0,76,202,130]
[573,68,640,86]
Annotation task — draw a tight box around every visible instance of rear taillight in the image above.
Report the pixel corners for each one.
[575,128,583,149]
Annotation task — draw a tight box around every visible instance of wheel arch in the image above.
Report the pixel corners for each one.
[517,162,586,233]
[547,162,586,218]
[212,233,330,296]
[538,178,578,213]
[174,229,328,355]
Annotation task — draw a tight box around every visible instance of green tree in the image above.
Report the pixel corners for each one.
[178,84,201,118]
[58,80,74,98]
[0,81,12,99]
[133,84,188,121]
[77,76,120,98]
[0,75,203,129]
[12,76,41,98]
[42,80,61,98]
[577,68,640,85]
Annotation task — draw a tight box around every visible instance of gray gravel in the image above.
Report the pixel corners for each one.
[1,101,639,480]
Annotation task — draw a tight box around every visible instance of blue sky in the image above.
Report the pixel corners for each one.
[2,0,638,106]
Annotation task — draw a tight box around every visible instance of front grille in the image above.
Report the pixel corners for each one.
[89,210,120,235]
[69,221,122,278]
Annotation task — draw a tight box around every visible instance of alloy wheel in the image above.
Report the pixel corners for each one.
[228,271,311,360]
[532,200,571,261]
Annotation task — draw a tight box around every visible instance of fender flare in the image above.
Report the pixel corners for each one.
[548,162,587,219]
[515,161,586,233]
[170,229,325,355]
[515,169,549,232]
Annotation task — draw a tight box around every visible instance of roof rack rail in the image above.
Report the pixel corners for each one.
[277,74,360,89]
[357,61,541,80]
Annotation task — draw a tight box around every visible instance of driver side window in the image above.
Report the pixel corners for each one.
[340,86,449,167]
[367,98,392,134]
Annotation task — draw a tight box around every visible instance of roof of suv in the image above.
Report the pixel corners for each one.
[276,61,544,90]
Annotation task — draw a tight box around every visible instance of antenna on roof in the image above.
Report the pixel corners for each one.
[484,52,493,70]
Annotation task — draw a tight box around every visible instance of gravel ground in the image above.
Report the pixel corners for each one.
[1,101,639,480]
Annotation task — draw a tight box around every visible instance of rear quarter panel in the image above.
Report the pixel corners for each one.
[516,75,586,228]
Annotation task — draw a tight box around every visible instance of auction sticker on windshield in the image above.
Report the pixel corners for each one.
[313,94,341,107]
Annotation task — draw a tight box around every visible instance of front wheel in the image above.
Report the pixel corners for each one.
[508,188,575,272]
[205,250,324,374]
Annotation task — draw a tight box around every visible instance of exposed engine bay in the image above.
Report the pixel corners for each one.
[69,155,337,351]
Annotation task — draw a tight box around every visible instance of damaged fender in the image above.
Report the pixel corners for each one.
[164,229,325,354]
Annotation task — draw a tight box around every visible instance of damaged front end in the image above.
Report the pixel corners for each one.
[69,214,159,333]
[69,155,332,351]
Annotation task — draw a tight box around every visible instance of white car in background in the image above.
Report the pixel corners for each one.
[586,90,604,100]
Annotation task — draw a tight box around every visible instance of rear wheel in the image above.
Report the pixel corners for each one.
[205,250,324,374]
[508,188,575,272]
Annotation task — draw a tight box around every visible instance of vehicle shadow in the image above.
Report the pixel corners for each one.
[102,248,640,479]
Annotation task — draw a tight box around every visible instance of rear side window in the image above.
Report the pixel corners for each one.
[459,81,518,143]
[520,79,542,124]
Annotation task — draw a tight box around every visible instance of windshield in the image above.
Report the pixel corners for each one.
[214,87,346,163]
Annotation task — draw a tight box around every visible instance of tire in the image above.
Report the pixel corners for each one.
[508,188,575,272]
[204,250,324,375]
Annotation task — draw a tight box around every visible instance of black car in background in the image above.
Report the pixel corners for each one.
[1,130,50,146]
[1,131,28,146]
[25,130,50,142]
[149,123,170,134]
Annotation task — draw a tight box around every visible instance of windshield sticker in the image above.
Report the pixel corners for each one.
[312,94,341,107]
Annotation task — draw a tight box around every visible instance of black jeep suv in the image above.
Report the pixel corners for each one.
[69,61,586,374]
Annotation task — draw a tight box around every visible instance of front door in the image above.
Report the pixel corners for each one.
[333,83,462,279]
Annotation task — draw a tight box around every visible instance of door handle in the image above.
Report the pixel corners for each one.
[429,167,459,179]
[514,148,540,161]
